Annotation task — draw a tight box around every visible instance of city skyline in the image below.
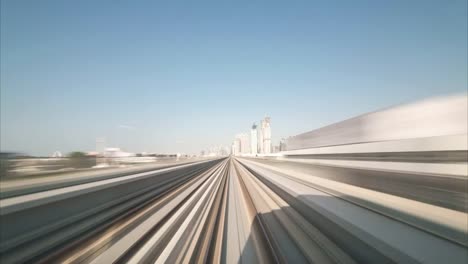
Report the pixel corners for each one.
[232,116,276,157]
[1,0,467,156]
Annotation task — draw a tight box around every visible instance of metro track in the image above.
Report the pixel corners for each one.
[0,159,222,263]
[0,157,466,264]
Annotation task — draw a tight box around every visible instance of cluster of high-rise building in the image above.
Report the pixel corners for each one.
[232,117,272,156]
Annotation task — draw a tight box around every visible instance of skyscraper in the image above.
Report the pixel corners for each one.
[234,133,250,155]
[257,123,264,154]
[262,117,271,154]
[251,124,258,155]
[231,138,240,156]
[238,133,250,154]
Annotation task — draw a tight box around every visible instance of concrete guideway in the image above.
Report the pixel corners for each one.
[0,158,211,199]
[0,159,222,263]
[236,158,468,263]
[0,156,466,263]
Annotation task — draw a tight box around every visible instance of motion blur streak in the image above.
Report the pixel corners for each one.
[0,95,467,263]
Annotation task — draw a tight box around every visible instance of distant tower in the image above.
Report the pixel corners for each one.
[262,117,271,154]
[251,124,258,155]
[232,139,241,156]
[257,122,264,154]
[237,133,250,155]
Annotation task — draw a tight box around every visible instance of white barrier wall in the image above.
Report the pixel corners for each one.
[285,95,467,151]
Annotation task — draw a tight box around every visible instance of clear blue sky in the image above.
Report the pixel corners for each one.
[1,0,467,156]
